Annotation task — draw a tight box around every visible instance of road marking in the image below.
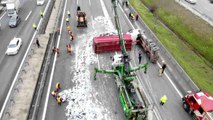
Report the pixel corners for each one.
[100,0,110,19]
[157,62,183,98]
[25,11,32,21]
[77,0,78,5]
[41,0,67,119]
[0,12,6,20]
[89,0,91,6]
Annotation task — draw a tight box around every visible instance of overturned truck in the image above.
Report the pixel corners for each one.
[136,33,159,64]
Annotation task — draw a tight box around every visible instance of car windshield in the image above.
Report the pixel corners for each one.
[10,17,16,22]
[8,44,17,48]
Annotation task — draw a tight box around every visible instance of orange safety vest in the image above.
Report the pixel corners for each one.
[56,83,60,89]
[57,97,62,103]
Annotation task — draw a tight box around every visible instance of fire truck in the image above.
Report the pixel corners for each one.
[127,29,159,63]
[182,91,213,120]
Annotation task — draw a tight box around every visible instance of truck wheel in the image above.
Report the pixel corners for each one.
[183,102,190,113]
[192,113,198,120]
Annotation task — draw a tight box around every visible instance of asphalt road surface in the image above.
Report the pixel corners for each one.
[0,0,49,113]
[181,0,213,21]
[38,0,196,120]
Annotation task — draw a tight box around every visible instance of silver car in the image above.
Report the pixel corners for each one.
[185,0,197,4]
[9,14,21,28]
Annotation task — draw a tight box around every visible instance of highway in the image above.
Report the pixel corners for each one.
[181,0,213,21]
[0,0,48,114]
[36,0,198,120]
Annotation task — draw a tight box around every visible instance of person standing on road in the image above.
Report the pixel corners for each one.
[125,1,129,7]
[33,23,37,30]
[138,51,142,64]
[56,82,61,92]
[56,96,62,105]
[159,61,167,76]
[66,18,69,25]
[67,11,71,18]
[36,38,40,48]
[135,14,139,21]
[160,95,167,105]
[51,90,57,99]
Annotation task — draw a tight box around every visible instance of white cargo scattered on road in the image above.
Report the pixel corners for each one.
[185,0,197,4]
[37,0,45,6]
[5,37,22,55]
[126,29,144,43]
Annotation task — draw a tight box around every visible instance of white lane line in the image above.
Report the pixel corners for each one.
[157,62,183,98]
[75,46,78,69]
[0,12,6,20]
[25,11,32,21]
[89,0,91,6]
[77,0,78,5]
[41,0,67,119]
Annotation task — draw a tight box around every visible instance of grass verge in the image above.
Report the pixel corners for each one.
[129,0,213,95]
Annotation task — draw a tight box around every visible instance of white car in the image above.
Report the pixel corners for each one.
[37,0,45,5]
[5,38,22,55]
[185,0,197,4]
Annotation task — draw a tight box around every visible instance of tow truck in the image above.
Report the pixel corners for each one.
[94,0,152,119]
[76,11,87,28]
[182,91,213,120]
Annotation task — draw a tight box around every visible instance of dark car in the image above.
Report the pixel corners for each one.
[9,15,21,28]
[210,0,213,3]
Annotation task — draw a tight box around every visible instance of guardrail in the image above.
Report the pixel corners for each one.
[0,0,56,119]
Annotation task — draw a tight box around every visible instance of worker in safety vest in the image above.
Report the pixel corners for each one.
[56,96,62,105]
[51,90,57,98]
[66,44,72,53]
[68,31,74,41]
[52,47,60,55]
[56,82,61,92]
[160,95,167,105]
[66,18,69,25]
[67,11,71,18]
[40,11,44,18]
[33,23,37,30]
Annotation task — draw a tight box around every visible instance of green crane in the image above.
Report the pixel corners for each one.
[94,0,149,119]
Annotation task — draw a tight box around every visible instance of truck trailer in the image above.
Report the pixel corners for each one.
[6,0,20,16]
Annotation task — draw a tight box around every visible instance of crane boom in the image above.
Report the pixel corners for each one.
[94,0,149,119]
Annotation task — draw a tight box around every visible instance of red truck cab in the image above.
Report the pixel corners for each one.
[182,91,213,120]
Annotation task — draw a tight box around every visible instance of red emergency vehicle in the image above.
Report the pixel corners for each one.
[182,91,213,120]
[93,34,132,53]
